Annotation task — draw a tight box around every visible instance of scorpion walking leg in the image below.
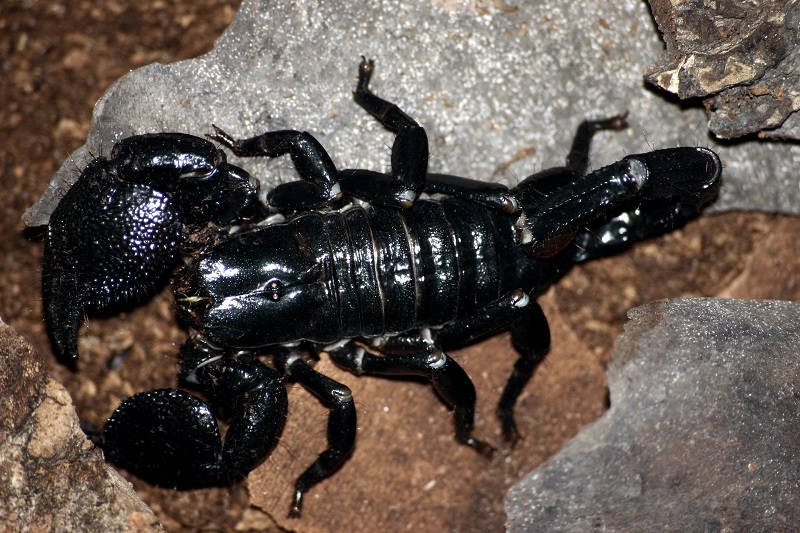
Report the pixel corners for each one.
[209,126,341,210]
[499,300,551,444]
[276,350,357,517]
[339,58,428,208]
[424,172,518,213]
[434,290,530,347]
[434,291,549,444]
[510,114,629,258]
[513,114,629,204]
[564,114,629,176]
[329,341,494,456]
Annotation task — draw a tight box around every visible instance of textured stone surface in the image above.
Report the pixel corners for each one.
[507,298,800,532]
[0,320,162,533]
[23,0,800,227]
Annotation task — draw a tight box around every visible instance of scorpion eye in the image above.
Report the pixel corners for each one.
[259,279,284,300]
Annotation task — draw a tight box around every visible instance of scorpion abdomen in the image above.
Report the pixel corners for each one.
[324,198,536,339]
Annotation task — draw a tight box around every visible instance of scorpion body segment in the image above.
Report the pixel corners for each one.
[40,59,721,516]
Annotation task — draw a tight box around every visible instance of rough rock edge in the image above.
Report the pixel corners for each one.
[645,0,800,139]
[0,319,162,532]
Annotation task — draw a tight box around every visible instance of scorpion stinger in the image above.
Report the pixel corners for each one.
[40,58,721,516]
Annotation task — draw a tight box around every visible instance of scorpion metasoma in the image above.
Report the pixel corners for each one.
[41,58,721,516]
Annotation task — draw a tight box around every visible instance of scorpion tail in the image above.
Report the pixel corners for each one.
[515,146,722,259]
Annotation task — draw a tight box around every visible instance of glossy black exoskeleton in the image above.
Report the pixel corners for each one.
[41,58,722,516]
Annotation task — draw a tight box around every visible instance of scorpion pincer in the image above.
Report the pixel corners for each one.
[40,58,721,516]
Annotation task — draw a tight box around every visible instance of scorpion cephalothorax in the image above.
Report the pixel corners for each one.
[41,58,721,516]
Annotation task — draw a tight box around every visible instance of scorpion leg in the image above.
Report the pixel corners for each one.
[434,290,530,346]
[339,57,428,208]
[565,114,629,176]
[512,114,629,205]
[424,173,518,213]
[275,349,357,518]
[328,340,494,457]
[434,290,549,444]
[507,114,628,258]
[94,339,287,489]
[499,300,551,444]
[210,125,341,210]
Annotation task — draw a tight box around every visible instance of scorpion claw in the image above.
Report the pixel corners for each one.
[41,264,81,365]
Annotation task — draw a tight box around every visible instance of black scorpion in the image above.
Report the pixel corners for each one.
[41,59,721,516]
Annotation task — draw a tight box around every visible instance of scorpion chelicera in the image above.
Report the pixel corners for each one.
[41,58,721,516]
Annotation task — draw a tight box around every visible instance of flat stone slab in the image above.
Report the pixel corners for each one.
[507,298,800,532]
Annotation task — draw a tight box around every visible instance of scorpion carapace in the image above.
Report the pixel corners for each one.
[41,58,721,516]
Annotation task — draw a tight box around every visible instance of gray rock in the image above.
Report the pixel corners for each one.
[506,298,800,532]
[22,0,800,227]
